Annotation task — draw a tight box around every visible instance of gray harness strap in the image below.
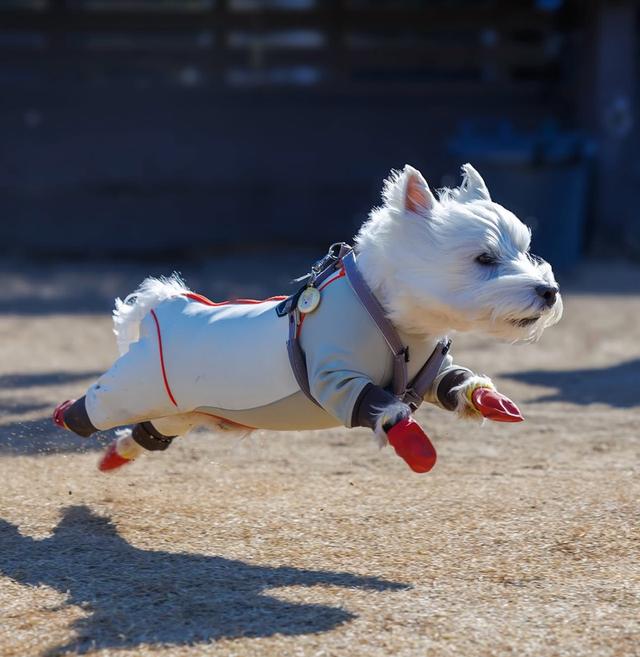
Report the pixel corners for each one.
[286,310,321,406]
[402,338,452,410]
[284,244,451,411]
[284,243,352,407]
[342,250,409,397]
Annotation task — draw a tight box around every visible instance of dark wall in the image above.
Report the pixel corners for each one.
[2,1,623,260]
[4,88,558,256]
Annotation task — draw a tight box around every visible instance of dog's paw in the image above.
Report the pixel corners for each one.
[470,387,523,423]
[451,375,496,420]
[386,417,437,473]
[452,375,523,422]
[98,429,143,472]
[373,401,412,447]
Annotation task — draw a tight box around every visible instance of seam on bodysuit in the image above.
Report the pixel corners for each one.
[150,309,179,407]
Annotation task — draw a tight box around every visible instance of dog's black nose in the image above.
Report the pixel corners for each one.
[535,284,559,307]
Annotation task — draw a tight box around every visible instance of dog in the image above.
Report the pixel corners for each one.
[53,164,562,473]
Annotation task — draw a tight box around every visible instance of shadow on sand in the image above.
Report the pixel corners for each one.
[0,370,106,456]
[0,371,101,390]
[502,358,640,408]
[0,417,112,456]
[0,506,407,655]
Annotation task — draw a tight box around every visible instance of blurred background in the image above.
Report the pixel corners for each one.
[0,0,638,274]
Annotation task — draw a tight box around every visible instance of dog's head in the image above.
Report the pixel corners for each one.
[355,164,562,342]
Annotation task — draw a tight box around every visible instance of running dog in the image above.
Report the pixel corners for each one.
[53,164,562,473]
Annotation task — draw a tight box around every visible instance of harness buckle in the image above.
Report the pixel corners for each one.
[402,387,423,411]
[278,243,351,318]
[311,242,346,276]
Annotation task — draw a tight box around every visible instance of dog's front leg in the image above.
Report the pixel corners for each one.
[308,362,437,472]
[353,387,436,473]
[431,366,523,422]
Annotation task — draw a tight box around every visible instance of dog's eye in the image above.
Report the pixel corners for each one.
[476,253,497,266]
[528,252,546,266]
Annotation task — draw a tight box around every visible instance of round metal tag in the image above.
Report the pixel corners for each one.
[297,286,321,314]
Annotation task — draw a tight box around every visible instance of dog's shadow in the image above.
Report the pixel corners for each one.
[502,357,640,408]
[0,506,407,655]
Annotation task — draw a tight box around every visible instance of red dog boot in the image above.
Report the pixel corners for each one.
[470,387,524,422]
[386,417,437,473]
[98,431,142,472]
[52,399,75,430]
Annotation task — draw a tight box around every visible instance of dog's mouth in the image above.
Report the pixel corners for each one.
[509,315,541,328]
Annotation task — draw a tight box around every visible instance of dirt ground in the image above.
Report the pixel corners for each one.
[0,256,638,657]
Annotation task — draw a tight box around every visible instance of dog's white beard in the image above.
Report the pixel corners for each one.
[481,292,563,343]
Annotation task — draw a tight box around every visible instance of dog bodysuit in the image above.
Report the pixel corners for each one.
[81,261,470,439]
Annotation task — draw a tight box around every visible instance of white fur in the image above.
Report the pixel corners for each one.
[372,401,411,446]
[113,428,143,460]
[355,163,563,343]
[113,273,191,355]
[450,374,495,419]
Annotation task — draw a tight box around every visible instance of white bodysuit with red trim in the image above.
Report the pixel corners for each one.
[84,271,459,433]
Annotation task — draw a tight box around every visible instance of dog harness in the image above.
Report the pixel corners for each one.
[278,243,452,412]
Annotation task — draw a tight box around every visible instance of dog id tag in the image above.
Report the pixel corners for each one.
[297,286,321,314]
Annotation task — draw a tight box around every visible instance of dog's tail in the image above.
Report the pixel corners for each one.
[113,273,191,355]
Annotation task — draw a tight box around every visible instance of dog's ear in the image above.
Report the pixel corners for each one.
[456,163,491,202]
[383,165,437,216]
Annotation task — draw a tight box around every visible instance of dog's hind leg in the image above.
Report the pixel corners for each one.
[53,305,189,439]
[53,396,97,436]
[97,413,199,472]
[54,274,193,438]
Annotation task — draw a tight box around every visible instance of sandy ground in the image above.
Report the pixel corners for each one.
[0,257,638,657]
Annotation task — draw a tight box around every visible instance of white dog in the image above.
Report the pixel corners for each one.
[53,164,562,473]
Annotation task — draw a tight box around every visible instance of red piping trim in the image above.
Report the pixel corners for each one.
[150,309,178,408]
[184,292,287,307]
[318,268,345,291]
